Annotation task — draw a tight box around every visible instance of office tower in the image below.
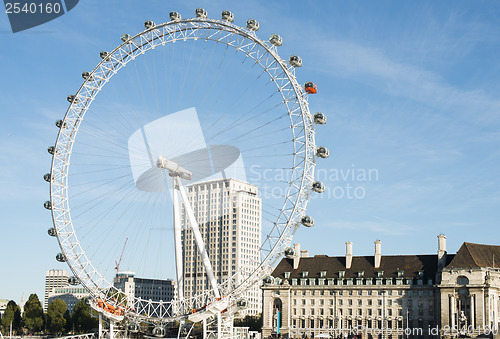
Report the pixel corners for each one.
[44,269,69,311]
[181,178,262,316]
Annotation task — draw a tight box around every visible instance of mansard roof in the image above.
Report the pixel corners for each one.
[447,242,500,269]
[272,253,455,281]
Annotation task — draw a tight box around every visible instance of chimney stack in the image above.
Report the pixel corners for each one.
[374,240,382,269]
[437,234,447,271]
[293,243,301,269]
[346,241,353,269]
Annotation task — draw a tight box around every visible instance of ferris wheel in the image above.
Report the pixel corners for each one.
[44,8,328,335]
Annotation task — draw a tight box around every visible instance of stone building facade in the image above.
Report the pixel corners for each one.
[262,235,500,338]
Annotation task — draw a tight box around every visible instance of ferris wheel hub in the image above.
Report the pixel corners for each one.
[157,156,193,180]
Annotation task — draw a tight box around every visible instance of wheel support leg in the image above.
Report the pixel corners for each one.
[98,313,102,339]
[177,177,220,299]
[172,180,184,302]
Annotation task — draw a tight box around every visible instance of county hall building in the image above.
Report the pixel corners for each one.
[262,235,500,338]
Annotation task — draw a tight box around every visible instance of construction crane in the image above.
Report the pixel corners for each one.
[115,238,128,274]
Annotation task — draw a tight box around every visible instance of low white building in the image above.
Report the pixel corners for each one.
[0,299,9,319]
[47,287,90,313]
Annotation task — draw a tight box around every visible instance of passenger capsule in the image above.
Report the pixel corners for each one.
[246,19,259,31]
[55,119,67,129]
[312,181,325,193]
[316,146,329,158]
[221,10,234,22]
[169,11,181,21]
[300,215,314,227]
[48,227,57,237]
[236,299,248,308]
[153,326,166,338]
[313,112,327,124]
[100,51,110,61]
[121,33,131,42]
[81,72,94,81]
[269,34,282,47]
[44,201,52,210]
[304,82,317,94]
[128,323,140,333]
[47,146,55,155]
[67,95,78,103]
[284,247,295,258]
[195,8,207,18]
[68,276,80,285]
[289,55,302,68]
[56,253,66,262]
[43,173,51,182]
[263,276,274,284]
[144,20,155,29]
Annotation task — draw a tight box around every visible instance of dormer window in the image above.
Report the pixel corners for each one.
[358,271,364,278]
[418,270,424,278]
[284,272,290,279]
[302,271,309,278]
[320,271,327,278]
[397,270,404,278]
[377,271,384,278]
[339,271,345,278]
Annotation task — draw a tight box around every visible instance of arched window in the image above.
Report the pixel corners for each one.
[456,276,469,285]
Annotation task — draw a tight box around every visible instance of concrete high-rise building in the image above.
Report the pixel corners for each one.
[44,269,70,311]
[181,178,262,316]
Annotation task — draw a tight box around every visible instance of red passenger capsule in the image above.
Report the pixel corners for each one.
[304,82,317,94]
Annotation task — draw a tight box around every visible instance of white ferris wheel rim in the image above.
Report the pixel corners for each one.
[49,14,316,321]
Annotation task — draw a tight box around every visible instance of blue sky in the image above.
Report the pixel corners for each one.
[1,0,500,303]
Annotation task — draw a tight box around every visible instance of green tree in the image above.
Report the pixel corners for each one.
[0,300,21,334]
[46,299,67,335]
[71,299,98,333]
[234,314,263,331]
[64,309,72,334]
[22,294,44,334]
